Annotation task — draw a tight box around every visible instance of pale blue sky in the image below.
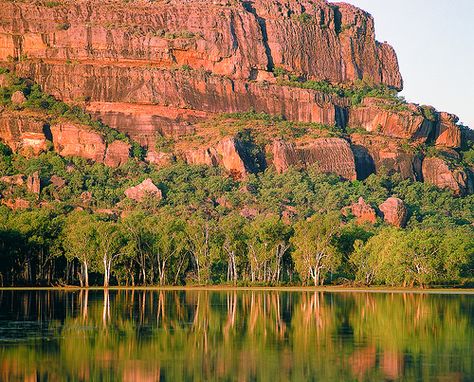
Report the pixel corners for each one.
[338,0,474,128]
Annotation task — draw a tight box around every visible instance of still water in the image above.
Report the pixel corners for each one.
[0,289,472,381]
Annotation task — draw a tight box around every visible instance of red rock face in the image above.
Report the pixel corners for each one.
[350,133,422,181]
[422,157,473,196]
[124,179,162,202]
[0,0,401,87]
[379,197,408,228]
[349,98,435,142]
[104,141,131,168]
[435,112,462,148]
[184,137,251,179]
[16,62,348,146]
[26,171,41,196]
[272,138,357,180]
[0,112,48,156]
[146,151,173,167]
[349,197,377,224]
[50,122,106,162]
[0,0,402,149]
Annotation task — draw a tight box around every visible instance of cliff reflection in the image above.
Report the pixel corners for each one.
[0,290,472,381]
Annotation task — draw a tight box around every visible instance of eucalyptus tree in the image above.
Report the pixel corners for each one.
[245,214,292,283]
[62,211,97,287]
[93,220,124,287]
[291,213,342,286]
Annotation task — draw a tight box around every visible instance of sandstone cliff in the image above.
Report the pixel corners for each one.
[0,0,472,195]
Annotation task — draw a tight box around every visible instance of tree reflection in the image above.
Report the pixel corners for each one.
[0,290,472,381]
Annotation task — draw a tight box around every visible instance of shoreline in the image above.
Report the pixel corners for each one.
[0,286,473,294]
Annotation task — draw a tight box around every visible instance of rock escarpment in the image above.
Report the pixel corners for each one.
[0,0,399,145]
[0,0,472,195]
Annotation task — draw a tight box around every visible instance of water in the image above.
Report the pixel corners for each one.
[0,290,472,381]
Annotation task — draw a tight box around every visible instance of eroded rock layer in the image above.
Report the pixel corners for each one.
[0,0,472,194]
[0,0,402,86]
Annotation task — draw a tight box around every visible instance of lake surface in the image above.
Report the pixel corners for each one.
[0,290,472,381]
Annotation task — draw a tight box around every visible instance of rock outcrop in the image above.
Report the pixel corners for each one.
[26,171,41,196]
[104,141,131,168]
[146,151,173,167]
[272,138,357,180]
[421,157,473,196]
[349,99,463,149]
[0,174,25,186]
[346,197,377,224]
[350,133,422,181]
[434,113,462,148]
[11,91,26,105]
[0,112,49,156]
[124,179,162,202]
[349,98,434,142]
[50,123,106,162]
[379,197,408,228]
[184,137,259,179]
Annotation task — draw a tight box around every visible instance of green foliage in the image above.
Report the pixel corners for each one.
[44,1,61,7]
[292,13,313,24]
[0,145,472,287]
[274,74,404,106]
[291,212,343,285]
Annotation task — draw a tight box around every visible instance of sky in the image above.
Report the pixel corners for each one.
[337,0,474,128]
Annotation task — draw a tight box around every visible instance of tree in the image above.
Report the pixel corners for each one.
[186,215,218,285]
[93,220,124,287]
[147,213,188,285]
[62,211,97,287]
[218,214,247,284]
[291,213,342,286]
[244,215,292,283]
[120,212,151,285]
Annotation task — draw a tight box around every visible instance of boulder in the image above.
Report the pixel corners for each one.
[124,178,162,202]
[0,174,25,186]
[11,91,26,105]
[348,197,377,224]
[0,73,12,88]
[104,140,131,167]
[379,197,408,228]
[2,198,30,210]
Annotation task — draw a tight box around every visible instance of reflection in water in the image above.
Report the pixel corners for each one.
[0,290,473,381]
